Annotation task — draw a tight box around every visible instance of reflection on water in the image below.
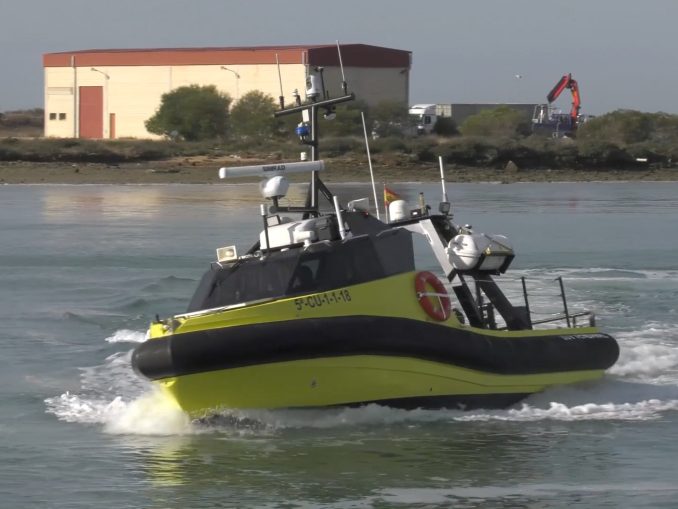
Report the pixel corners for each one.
[38,183,311,221]
[117,414,675,508]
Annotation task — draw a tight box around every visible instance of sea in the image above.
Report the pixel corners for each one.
[1,181,677,509]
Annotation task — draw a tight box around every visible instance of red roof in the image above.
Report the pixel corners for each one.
[43,44,411,68]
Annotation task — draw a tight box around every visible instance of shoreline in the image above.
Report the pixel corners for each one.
[1,157,677,185]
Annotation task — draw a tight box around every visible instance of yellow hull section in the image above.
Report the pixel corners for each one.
[156,355,605,416]
[152,271,595,339]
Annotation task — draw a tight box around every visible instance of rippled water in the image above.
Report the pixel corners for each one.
[2,182,677,508]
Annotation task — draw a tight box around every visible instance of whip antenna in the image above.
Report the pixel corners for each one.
[336,40,348,94]
[438,156,452,216]
[361,111,380,220]
[275,53,285,109]
[438,156,448,203]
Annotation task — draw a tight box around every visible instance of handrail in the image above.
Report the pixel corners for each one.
[530,311,593,326]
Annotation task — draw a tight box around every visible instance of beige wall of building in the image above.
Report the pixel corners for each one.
[43,45,411,139]
[45,63,309,139]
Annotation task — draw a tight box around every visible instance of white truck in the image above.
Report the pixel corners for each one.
[408,104,438,134]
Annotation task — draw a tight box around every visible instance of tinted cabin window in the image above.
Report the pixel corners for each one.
[286,235,386,296]
[373,228,415,275]
[187,251,299,312]
[187,230,416,312]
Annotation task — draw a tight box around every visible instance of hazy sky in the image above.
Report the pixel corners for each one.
[2,0,676,115]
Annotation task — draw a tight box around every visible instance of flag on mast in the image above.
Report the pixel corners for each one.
[383,184,402,223]
[383,185,401,205]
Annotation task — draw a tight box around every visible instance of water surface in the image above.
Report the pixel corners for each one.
[1,182,677,508]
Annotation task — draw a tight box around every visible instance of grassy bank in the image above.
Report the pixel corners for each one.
[1,135,677,184]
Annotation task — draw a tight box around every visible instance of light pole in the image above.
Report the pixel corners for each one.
[90,67,110,138]
[220,66,240,101]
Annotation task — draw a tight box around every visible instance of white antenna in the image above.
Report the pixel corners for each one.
[275,53,284,109]
[336,40,348,94]
[361,112,380,220]
[438,156,449,203]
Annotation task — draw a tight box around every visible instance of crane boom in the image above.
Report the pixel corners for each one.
[546,73,581,128]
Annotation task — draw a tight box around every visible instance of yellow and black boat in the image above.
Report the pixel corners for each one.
[131,73,618,417]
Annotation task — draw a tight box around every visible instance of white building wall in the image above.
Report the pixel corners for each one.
[44,67,76,138]
[45,63,406,138]
[45,63,309,139]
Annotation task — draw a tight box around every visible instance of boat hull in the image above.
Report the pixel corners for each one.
[151,354,607,415]
[132,314,619,416]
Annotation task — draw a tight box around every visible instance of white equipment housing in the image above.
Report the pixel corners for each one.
[447,233,514,272]
[388,200,409,222]
[306,74,321,101]
[347,198,370,212]
[259,175,289,199]
[260,216,334,249]
[216,245,238,263]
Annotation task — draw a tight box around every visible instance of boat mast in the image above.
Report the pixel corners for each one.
[273,43,354,217]
[274,93,354,216]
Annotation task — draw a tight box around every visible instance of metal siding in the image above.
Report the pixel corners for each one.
[43,44,411,68]
[79,86,103,139]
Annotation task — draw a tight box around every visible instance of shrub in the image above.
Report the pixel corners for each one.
[0,109,43,128]
[439,137,498,165]
[432,117,458,137]
[459,106,531,138]
[576,140,633,167]
[370,136,409,154]
[577,109,678,153]
[411,138,438,162]
[145,85,231,141]
[369,100,412,138]
[320,136,362,157]
[230,91,280,139]
[320,101,369,137]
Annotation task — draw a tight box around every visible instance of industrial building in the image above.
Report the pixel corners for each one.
[43,44,412,139]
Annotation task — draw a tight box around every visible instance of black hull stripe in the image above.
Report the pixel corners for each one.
[349,392,531,411]
[132,316,619,381]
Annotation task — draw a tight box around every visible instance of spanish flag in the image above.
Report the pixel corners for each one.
[383,185,401,205]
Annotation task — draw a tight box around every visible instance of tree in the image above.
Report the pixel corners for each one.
[433,117,458,136]
[459,106,531,138]
[578,110,660,145]
[230,91,280,139]
[145,85,231,141]
[320,100,369,137]
[370,100,411,137]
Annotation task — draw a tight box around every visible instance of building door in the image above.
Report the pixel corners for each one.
[79,86,103,138]
[109,113,116,139]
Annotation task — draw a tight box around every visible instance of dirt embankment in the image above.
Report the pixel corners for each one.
[2,153,677,185]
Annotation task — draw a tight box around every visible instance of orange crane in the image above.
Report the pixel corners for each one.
[547,73,581,131]
[532,73,582,136]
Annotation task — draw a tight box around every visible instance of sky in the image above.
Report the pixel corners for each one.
[1,0,677,115]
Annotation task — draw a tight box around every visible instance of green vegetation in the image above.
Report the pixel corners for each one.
[2,99,678,173]
[0,108,43,137]
[459,106,531,138]
[369,100,412,138]
[230,91,281,139]
[432,117,458,136]
[0,137,302,163]
[145,85,232,141]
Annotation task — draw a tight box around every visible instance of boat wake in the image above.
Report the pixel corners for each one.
[44,318,678,435]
